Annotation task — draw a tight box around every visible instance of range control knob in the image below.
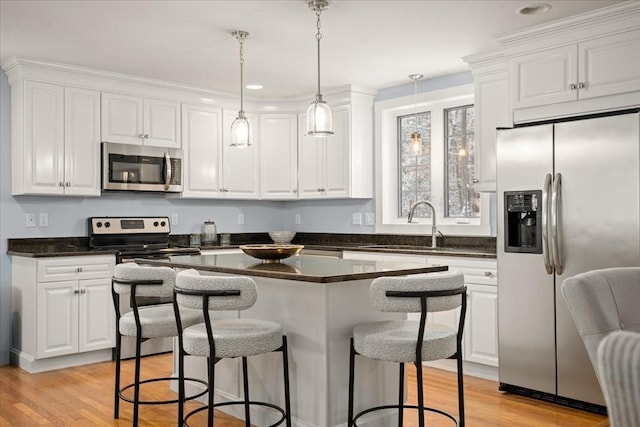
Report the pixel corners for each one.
[153,221,159,227]
[105,221,111,228]
[96,222,103,228]
[160,221,166,227]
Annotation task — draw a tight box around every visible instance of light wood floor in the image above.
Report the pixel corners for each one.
[0,353,607,426]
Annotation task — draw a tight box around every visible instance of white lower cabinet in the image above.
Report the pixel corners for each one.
[11,255,116,372]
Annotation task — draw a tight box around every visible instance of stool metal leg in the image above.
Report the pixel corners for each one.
[398,363,405,426]
[415,360,425,427]
[242,357,252,427]
[133,334,142,427]
[457,351,465,427]
[348,338,356,427]
[114,331,121,419]
[282,336,292,427]
[208,356,215,427]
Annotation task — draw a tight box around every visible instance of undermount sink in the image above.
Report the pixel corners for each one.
[358,244,440,251]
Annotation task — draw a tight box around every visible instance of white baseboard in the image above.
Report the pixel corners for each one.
[10,348,113,373]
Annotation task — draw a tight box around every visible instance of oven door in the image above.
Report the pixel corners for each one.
[102,142,183,192]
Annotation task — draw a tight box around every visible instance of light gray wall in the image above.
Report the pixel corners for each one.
[0,69,475,364]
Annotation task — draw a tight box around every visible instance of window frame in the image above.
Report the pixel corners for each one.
[374,83,491,236]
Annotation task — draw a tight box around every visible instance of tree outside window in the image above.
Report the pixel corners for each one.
[445,105,479,218]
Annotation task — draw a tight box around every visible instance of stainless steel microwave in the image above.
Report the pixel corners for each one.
[102,142,183,192]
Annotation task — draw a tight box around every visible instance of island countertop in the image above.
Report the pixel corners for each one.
[136,253,448,283]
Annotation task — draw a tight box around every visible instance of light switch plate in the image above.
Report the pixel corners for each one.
[39,213,49,227]
[238,212,245,225]
[171,213,179,226]
[365,213,375,226]
[352,213,362,225]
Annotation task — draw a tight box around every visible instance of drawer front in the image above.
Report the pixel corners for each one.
[426,256,497,285]
[37,256,115,282]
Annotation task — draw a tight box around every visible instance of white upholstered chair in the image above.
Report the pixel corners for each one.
[561,267,640,426]
[173,269,291,427]
[597,331,640,427]
[348,271,467,427]
[111,263,205,427]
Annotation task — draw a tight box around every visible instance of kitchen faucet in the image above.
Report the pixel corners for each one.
[407,200,438,248]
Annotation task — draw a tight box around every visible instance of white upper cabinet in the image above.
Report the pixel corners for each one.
[64,87,101,196]
[463,53,511,193]
[180,104,223,198]
[102,92,181,148]
[298,97,373,199]
[512,44,577,109]
[509,27,640,121]
[259,113,298,199]
[298,106,350,198]
[222,111,259,198]
[181,106,258,199]
[11,81,100,196]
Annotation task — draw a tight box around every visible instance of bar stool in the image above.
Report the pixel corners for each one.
[112,263,207,427]
[173,268,292,427]
[348,271,467,427]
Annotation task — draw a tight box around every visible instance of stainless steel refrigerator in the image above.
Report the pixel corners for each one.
[496,110,640,409]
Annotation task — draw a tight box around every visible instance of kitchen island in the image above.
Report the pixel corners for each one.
[137,253,447,427]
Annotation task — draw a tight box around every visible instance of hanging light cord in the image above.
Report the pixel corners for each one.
[238,34,245,114]
[315,7,322,98]
[413,77,418,128]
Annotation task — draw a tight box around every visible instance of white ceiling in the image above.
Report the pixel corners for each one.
[0,0,623,99]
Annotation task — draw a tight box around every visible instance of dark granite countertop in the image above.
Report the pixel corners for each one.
[7,232,496,259]
[136,253,449,283]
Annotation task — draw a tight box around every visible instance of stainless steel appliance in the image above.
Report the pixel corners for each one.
[89,216,199,358]
[496,110,640,411]
[102,142,183,192]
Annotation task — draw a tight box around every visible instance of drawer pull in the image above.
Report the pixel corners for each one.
[73,290,80,294]
[485,271,493,277]
[77,267,83,273]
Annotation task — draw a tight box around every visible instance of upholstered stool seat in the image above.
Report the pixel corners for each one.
[174,269,292,427]
[112,263,206,427]
[183,318,283,358]
[118,303,201,338]
[354,320,457,363]
[348,271,467,427]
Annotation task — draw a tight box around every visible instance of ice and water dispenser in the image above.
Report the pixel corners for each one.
[504,190,542,254]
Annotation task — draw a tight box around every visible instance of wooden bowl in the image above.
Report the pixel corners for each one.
[239,244,304,263]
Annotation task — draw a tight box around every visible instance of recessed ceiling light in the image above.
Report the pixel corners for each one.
[246,84,263,90]
[516,3,552,15]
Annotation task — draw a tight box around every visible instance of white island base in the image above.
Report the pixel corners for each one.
[174,273,403,427]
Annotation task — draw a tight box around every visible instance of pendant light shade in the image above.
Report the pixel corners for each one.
[409,74,423,154]
[306,0,333,137]
[231,30,250,148]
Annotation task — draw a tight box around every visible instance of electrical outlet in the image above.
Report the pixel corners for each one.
[365,212,375,226]
[295,213,301,225]
[39,213,49,227]
[352,213,362,225]
[171,213,179,226]
[238,212,245,225]
[25,213,36,228]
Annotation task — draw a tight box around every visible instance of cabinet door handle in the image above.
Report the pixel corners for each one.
[81,289,87,294]
[59,181,64,187]
[74,289,80,294]
[144,134,149,139]
[65,182,71,187]
[77,267,83,272]
[138,133,145,139]
[577,82,585,89]
[485,271,493,277]
[569,83,577,90]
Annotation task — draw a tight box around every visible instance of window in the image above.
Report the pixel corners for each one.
[398,111,431,217]
[375,84,490,236]
[445,105,479,218]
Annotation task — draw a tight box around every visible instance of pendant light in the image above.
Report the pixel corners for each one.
[409,74,423,154]
[305,0,333,137]
[231,30,250,148]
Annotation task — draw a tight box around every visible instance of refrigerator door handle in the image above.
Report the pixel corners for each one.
[542,173,553,274]
[551,173,563,275]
